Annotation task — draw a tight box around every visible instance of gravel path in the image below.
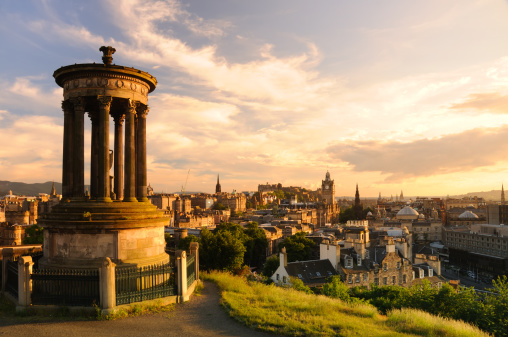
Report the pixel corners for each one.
[0,282,273,337]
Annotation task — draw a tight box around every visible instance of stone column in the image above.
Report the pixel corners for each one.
[97,96,113,202]
[17,256,33,307]
[113,113,125,200]
[99,257,116,310]
[124,99,137,202]
[61,100,74,199]
[136,105,149,202]
[88,111,99,199]
[176,250,187,302]
[70,97,85,199]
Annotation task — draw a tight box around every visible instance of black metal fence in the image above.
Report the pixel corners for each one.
[31,268,100,306]
[187,254,196,288]
[5,259,19,298]
[115,262,177,306]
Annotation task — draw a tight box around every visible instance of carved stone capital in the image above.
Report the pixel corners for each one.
[113,112,126,126]
[69,97,86,112]
[61,100,73,114]
[87,111,99,124]
[127,99,138,115]
[97,95,113,108]
[136,105,149,118]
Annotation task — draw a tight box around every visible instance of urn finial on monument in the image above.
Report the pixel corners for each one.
[99,46,116,65]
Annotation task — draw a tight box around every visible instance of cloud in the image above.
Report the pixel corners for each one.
[449,92,508,114]
[0,112,62,182]
[326,126,508,182]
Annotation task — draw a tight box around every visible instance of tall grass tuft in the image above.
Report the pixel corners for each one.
[387,308,491,337]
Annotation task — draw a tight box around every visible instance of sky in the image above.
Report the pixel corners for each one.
[1,0,508,197]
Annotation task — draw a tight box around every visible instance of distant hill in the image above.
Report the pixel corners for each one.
[0,180,61,196]
[451,190,502,201]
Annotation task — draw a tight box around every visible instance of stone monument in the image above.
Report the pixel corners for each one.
[38,46,168,269]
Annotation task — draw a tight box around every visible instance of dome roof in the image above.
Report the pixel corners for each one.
[459,210,479,219]
[397,206,419,216]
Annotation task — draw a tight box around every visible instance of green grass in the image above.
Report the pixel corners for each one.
[96,300,175,320]
[387,309,490,337]
[204,271,491,337]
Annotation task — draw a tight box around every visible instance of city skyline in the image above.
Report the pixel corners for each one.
[1,1,508,197]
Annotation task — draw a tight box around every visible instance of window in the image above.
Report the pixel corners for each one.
[392,276,396,285]
[348,274,353,283]
[276,274,279,280]
[403,275,407,283]
[316,272,321,277]
[383,263,388,271]
[364,273,368,282]
[356,274,360,283]
[365,250,370,259]
[283,276,287,283]
[428,269,433,277]
[345,257,353,268]
[383,277,388,285]
[374,278,379,286]
[396,262,400,270]
[357,257,362,266]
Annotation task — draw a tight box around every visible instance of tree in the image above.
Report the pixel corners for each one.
[339,207,356,223]
[322,276,352,302]
[243,222,268,269]
[199,227,246,272]
[263,255,280,277]
[213,202,228,210]
[23,224,43,244]
[177,234,200,251]
[278,232,315,262]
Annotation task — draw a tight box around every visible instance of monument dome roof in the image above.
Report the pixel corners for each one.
[459,210,479,219]
[397,206,419,216]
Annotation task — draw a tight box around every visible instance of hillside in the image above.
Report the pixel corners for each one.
[0,180,61,196]
[204,272,489,337]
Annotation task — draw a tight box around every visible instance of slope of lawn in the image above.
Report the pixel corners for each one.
[204,271,490,337]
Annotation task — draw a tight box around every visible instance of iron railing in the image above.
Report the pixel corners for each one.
[31,268,100,306]
[187,254,196,288]
[115,263,176,306]
[5,259,19,298]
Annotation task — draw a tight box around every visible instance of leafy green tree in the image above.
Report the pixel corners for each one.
[213,202,228,210]
[177,234,200,251]
[339,207,356,223]
[262,255,280,277]
[322,276,352,302]
[199,228,246,271]
[289,277,313,294]
[243,222,268,269]
[480,275,508,337]
[23,224,43,244]
[279,232,315,262]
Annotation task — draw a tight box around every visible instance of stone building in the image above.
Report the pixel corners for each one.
[444,224,508,277]
[0,222,26,245]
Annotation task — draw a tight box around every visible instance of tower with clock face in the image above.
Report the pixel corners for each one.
[322,171,335,204]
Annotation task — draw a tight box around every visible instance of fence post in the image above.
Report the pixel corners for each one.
[17,256,33,307]
[2,248,14,292]
[100,257,116,310]
[176,250,187,302]
[189,242,199,281]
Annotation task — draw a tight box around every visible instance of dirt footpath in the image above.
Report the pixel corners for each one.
[0,282,273,337]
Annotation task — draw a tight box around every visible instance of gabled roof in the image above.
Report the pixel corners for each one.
[285,259,337,286]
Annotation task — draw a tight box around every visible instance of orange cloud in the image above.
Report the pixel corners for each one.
[449,92,508,114]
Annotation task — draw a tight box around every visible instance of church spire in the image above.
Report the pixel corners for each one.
[50,181,56,196]
[502,184,505,205]
[215,174,221,194]
[355,184,360,207]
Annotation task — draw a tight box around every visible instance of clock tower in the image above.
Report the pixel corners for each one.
[321,171,335,204]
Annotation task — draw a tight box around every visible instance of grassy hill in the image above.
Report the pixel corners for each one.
[0,180,61,196]
[204,272,489,337]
